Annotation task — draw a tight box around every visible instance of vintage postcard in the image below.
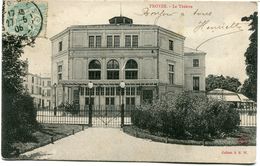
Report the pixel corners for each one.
[1,0,258,164]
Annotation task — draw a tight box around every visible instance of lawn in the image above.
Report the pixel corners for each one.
[123,126,256,146]
[10,124,87,157]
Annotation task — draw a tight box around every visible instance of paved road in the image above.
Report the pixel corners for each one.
[21,128,255,163]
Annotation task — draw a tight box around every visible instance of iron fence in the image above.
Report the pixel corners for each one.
[36,106,89,124]
[237,108,257,127]
[36,106,257,127]
[36,105,136,127]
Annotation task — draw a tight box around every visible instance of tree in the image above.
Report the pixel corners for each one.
[206,74,241,92]
[2,34,36,157]
[241,12,257,101]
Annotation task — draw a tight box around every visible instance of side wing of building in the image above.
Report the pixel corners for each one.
[184,47,206,91]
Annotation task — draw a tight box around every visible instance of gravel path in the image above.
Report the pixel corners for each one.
[20,128,256,163]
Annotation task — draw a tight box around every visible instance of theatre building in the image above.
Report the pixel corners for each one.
[51,16,206,109]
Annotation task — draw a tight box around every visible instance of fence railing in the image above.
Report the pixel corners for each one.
[237,108,257,127]
[36,105,137,126]
[36,106,257,127]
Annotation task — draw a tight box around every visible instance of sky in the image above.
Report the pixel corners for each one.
[21,0,257,82]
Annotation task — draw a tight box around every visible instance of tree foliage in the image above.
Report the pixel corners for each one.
[2,33,37,158]
[206,74,241,92]
[241,12,258,101]
[2,34,34,94]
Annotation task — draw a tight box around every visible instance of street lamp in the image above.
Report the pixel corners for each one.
[53,83,57,116]
[88,81,94,127]
[120,81,125,127]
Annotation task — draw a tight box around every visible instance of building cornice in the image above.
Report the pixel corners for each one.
[59,79,159,86]
[158,27,185,40]
[69,47,159,51]
[50,24,186,41]
[159,48,183,58]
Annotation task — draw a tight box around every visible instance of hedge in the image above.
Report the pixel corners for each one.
[131,91,240,140]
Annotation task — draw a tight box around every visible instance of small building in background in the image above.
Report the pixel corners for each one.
[207,88,256,109]
[23,60,52,108]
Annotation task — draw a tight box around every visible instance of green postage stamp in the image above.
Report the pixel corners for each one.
[3,0,48,38]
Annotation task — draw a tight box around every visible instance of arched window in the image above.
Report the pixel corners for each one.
[107,59,119,79]
[125,59,138,79]
[89,60,101,80]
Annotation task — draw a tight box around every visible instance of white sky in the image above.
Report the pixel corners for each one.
[22,0,257,82]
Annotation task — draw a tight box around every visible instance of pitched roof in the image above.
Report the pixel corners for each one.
[207,88,254,103]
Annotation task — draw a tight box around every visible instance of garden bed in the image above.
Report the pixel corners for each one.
[123,125,256,146]
[10,124,87,158]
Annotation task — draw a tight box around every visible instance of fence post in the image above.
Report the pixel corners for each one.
[89,104,92,127]
[121,104,124,127]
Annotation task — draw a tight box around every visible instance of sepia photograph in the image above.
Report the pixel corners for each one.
[1,0,258,164]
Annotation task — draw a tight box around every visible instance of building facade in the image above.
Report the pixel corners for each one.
[23,72,52,108]
[51,16,206,109]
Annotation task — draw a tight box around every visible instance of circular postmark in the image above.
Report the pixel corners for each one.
[5,1,43,38]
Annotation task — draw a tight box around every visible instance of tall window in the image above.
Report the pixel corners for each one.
[125,35,131,48]
[31,85,34,94]
[107,59,119,79]
[107,35,113,48]
[47,90,51,96]
[47,81,51,86]
[25,84,28,91]
[132,35,138,48]
[193,76,200,91]
[58,41,62,52]
[125,35,138,48]
[193,59,199,67]
[168,64,174,84]
[89,36,95,48]
[58,65,62,80]
[125,59,138,79]
[96,36,101,48]
[89,60,101,80]
[126,97,135,106]
[32,76,34,83]
[105,97,115,106]
[169,40,173,50]
[114,35,120,48]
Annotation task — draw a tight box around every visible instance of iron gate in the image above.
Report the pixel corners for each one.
[91,105,121,127]
[36,105,134,127]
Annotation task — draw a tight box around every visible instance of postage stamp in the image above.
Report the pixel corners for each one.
[3,0,48,38]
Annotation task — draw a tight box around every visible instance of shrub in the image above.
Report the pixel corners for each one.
[131,91,240,140]
[58,101,80,115]
[2,92,38,157]
[11,93,38,142]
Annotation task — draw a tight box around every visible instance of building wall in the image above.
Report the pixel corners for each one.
[69,26,158,48]
[157,28,185,94]
[68,50,157,80]
[51,24,206,106]
[52,32,69,56]
[184,52,206,91]
[23,74,51,108]
[41,78,52,108]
